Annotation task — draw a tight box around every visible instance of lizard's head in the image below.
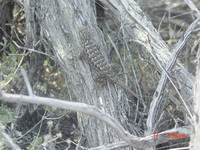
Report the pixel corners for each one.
[78,27,91,43]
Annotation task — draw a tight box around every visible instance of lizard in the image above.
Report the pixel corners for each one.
[78,27,144,103]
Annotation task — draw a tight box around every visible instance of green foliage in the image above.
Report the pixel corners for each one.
[0,37,8,48]
[27,136,43,150]
[42,106,54,113]
[37,83,48,94]
[0,104,15,125]
[10,44,15,54]
[43,60,53,70]
[35,58,69,99]
[0,104,17,149]
[184,61,188,68]
[0,40,28,92]
[0,133,12,149]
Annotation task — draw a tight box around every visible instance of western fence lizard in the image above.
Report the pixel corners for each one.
[78,27,144,103]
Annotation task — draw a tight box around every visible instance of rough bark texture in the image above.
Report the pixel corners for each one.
[23,0,195,149]
[0,0,13,46]
[99,0,194,107]
[24,0,132,148]
[190,53,200,149]
[98,1,195,145]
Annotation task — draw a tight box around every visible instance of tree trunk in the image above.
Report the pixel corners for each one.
[0,0,13,49]
[189,51,200,149]
[23,0,195,149]
[24,0,132,148]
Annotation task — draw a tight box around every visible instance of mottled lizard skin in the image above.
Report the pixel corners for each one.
[78,27,144,102]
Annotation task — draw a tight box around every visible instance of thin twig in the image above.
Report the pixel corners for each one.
[147,17,200,119]
[0,27,53,57]
[0,125,21,150]
[0,93,191,148]
[20,67,34,96]
[184,0,200,17]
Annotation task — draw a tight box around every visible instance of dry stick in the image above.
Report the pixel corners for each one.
[0,27,53,90]
[0,27,26,90]
[0,49,25,90]
[0,27,50,57]
[147,17,200,121]
[184,0,200,17]
[124,41,145,123]
[0,125,21,150]
[89,141,129,150]
[0,93,191,148]
[20,67,34,97]
[146,69,168,133]
[100,0,194,100]
[146,16,199,137]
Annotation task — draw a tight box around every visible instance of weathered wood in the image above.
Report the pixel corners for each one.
[190,53,200,149]
[24,0,131,148]
[99,0,194,111]
[23,0,196,149]
[0,0,13,45]
[98,1,195,149]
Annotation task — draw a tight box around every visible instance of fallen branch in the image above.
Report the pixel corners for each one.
[0,92,191,148]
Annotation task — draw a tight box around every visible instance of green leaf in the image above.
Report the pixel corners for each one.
[37,85,41,89]
[184,61,188,68]
[38,137,43,143]
[43,106,53,113]
[28,136,43,149]
[1,109,7,115]
[40,83,47,94]
[43,60,49,66]
[10,44,15,53]
[0,37,7,46]
[18,55,22,64]
[7,56,12,63]
[0,105,15,125]
[3,52,6,58]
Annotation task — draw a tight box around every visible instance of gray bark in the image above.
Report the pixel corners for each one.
[24,0,131,148]
[23,0,195,149]
[99,2,195,149]
[189,50,200,149]
[0,0,13,42]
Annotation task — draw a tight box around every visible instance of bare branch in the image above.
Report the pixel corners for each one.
[184,0,200,17]
[100,0,195,103]
[0,93,191,148]
[20,67,33,96]
[146,15,199,137]
[0,125,21,150]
